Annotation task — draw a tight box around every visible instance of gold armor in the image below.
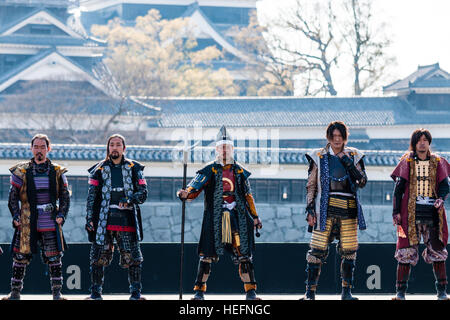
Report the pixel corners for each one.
[415,160,434,197]
[310,217,358,253]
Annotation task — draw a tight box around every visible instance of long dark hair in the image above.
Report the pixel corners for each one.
[326,121,349,141]
[409,128,432,152]
[105,134,126,161]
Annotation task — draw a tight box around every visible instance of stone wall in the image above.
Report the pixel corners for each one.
[1,200,447,244]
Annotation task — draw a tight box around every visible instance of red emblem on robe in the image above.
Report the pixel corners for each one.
[222,167,235,203]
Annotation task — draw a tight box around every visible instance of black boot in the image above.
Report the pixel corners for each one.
[300,288,316,300]
[436,283,449,300]
[245,289,261,300]
[300,262,321,300]
[239,259,260,300]
[49,261,66,300]
[191,259,211,300]
[341,259,358,300]
[87,264,104,300]
[393,263,410,300]
[192,290,205,300]
[341,286,358,300]
[2,261,27,300]
[394,285,407,300]
[433,261,449,300]
[129,264,145,300]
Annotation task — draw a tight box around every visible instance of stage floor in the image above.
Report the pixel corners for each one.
[6,293,443,300]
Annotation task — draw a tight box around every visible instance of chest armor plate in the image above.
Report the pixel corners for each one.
[415,160,433,197]
[222,166,235,203]
[329,155,351,193]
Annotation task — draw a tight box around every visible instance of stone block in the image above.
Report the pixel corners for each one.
[284,228,301,242]
[0,229,8,242]
[263,230,284,242]
[68,228,86,242]
[141,205,155,217]
[143,232,155,242]
[184,230,199,242]
[261,220,276,233]
[185,206,204,221]
[257,206,275,220]
[292,213,306,228]
[155,206,172,217]
[358,231,372,242]
[0,217,11,230]
[149,217,170,229]
[276,218,294,228]
[171,223,182,234]
[291,205,303,215]
[152,229,171,242]
[364,226,379,239]
[276,207,292,219]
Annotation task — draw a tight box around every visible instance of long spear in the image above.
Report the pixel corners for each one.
[179,136,199,300]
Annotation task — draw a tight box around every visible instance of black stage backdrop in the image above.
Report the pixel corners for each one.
[0,242,444,295]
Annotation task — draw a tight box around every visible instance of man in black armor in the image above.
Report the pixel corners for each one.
[301,121,367,300]
[85,134,148,300]
[177,126,262,300]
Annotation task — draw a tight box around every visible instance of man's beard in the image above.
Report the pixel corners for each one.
[36,153,44,161]
[109,151,120,160]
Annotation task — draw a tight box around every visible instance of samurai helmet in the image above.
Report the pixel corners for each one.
[216,125,233,147]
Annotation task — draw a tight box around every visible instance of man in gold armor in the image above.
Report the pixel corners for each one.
[391,128,450,300]
[302,121,367,300]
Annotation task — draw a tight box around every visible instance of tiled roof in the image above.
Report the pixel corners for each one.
[138,96,427,127]
[0,91,158,116]
[0,48,55,85]
[0,34,106,47]
[0,49,109,91]
[1,0,76,7]
[0,143,447,167]
[384,63,450,92]
[411,78,450,88]
[182,3,240,54]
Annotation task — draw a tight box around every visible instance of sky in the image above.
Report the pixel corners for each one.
[256,0,450,96]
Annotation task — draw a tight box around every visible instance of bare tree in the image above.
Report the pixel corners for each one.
[271,0,340,96]
[263,0,395,96]
[340,0,396,95]
[0,76,156,144]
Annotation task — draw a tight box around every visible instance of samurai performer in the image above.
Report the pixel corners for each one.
[177,126,263,300]
[391,128,450,300]
[3,134,70,300]
[85,134,148,300]
[302,121,367,300]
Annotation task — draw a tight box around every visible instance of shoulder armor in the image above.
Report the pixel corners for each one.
[345,146,363,156]
[126,159,145,171]
[51,162,68,175]
[345,146,365,163]
[198,161,216,176]
[9,161,30,177]
[235,162,251,179]
[400,152,414,162]
[88,160,106,174]
[305,148,324,165]
[431,153,441,162]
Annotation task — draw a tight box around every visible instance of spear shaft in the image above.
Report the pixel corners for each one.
[179,141,189,300]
